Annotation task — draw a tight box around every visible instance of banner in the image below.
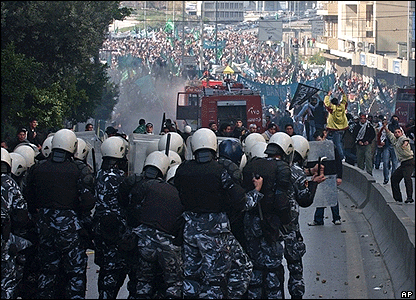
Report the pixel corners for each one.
[203,40,226,49]
[236,74,336,108]
[135,75,155,95]
[289,83,320,109]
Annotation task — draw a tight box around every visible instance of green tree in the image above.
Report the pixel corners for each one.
[308,52,326,65]
[1,1,131,141]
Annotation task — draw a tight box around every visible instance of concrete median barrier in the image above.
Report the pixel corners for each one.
[339,163,415,299]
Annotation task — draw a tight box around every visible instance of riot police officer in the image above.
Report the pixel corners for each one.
[174,128,264,299]
[92,136,134,299]
[282,135,326,299]
[119,150,184,298]
[241,132,293,299]
[1,148,32,299]
[24,128,95,299]
[217,139,246,248]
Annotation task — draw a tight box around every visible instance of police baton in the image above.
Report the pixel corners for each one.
[317,156,327,176]
[253,173,264,220]
[165,133,171,156]
[91,148,97,177]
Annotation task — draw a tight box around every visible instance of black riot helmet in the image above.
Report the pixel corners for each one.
[218,139,244,165]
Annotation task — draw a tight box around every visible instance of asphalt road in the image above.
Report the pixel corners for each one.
[85,187,395,299]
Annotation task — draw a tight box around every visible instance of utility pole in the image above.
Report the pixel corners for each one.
[200,1,204,72]
[182,0,185,77]
[144,1,147,38]
[215,1,218,65]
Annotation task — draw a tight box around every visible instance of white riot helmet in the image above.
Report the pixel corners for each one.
[249,142,268,159]
[14,142,40,157]
[1,147,12,169]
[144,150,170,177]
[74,138,91,161]
[14,145,36,168]
[41,136,54,158]
[243,133,266,156]
[166,150,182,167]
[52,129,78,154]
[166,164,179,183]
[266,132,294,155]
[191,128,217,153]
[10,152,27,177]
[265,132,294,164]
[292,135,310,160]
[158,132,184,155]
[184,125,192,134]
[101,136,127,159]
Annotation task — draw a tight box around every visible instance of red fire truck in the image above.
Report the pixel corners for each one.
[394,86,415,127]
[176,79,264,130]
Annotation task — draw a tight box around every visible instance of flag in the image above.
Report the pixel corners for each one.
[217,48,223,60]
[164,19,174,33]
[193,30,200,40]
[374,77,387,102]
[289,83,320,109]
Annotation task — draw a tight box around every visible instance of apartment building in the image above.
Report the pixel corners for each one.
[316,1,414,85]
[197,1,244,22]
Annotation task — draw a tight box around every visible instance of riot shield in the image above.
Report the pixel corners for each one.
[306,140,338,207]
[75,131,102,171]
[128,133,162,175]
[184,136,241,161]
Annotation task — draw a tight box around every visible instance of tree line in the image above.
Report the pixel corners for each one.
[1,1,131,142]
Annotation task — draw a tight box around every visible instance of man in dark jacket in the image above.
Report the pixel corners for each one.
[353,113,376,175]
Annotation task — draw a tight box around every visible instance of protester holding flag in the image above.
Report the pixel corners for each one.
[324,86,349,160]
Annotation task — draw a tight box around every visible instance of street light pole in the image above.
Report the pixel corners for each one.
[200,1,204,72]
[215,1,218,65]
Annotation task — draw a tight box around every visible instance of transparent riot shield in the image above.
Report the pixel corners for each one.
[74,131,102,172]
[128,134,162,176]
[307,140,338,207]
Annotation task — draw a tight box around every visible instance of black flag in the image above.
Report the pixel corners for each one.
[374,77,387,102]
[289,83,320,110]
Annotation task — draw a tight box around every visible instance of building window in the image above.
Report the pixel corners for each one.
[205,3,214,10]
